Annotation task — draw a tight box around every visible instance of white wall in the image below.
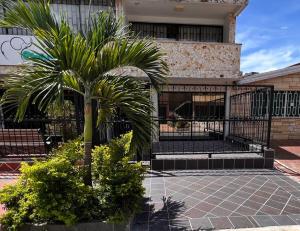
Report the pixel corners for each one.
[0,35,38,65]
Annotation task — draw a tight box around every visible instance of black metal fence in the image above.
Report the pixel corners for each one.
[0,84,274,161]
[152,84,274,158]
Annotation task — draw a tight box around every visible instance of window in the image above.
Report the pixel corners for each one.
[130,22,223,42]
[273,91,300,117]
[0,0,115,35]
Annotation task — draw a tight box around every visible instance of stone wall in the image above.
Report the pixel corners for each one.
[247,73,300,141]
[156,40,241,79]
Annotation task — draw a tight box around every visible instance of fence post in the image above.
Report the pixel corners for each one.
[267,86,274,149]
[224,86,231,141]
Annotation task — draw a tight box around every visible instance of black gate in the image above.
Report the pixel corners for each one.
[152,84,274,157]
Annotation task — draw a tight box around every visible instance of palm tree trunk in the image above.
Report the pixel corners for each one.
[83,92,93,186]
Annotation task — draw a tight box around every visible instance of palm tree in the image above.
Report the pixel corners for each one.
[0,0,168,185]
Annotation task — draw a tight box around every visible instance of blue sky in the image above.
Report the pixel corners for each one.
[237,0,300,73]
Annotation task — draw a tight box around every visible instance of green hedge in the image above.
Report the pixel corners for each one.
[0,132,145,231]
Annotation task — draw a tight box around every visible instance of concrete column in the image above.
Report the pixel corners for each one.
[224,13,236,43]
[151,86,159,142]
[224,88,231,141]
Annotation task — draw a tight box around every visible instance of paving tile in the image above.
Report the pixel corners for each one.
[227,195,246,204]
[282,205,300,214]
[243,200,263,210]
[229,216,255,229]
[210,206,232,217]
[219,201,240,211]
[234,206,257,216]
[181,197,200,210]
[190,217,213,230]
[259,205,281,215]
[254,190,272,199]
[213,190,230,199]
[204,196,223,205]
[247,216,260,227]
[265,199,286,211]
[234,190,252,199]
[271,215,297,226]
[288,214,300,225]
[248,195,268,204]
[209,217,234,229]
[184,208,207,219]
[240,186,257,194]
[252,215,278,227]
[269,194,289,204]
[194,201,215,213]
[190,191,210,200]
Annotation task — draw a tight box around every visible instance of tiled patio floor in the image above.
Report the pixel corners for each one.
[132,170,300,231]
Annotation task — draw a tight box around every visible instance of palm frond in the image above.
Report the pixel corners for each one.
[0,0,59,33]
[93,77,153,151]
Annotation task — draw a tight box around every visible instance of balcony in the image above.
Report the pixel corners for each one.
[156,40,241,79]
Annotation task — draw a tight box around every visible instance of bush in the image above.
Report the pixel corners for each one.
[92,132,146,223]
[0,139,103,231]
[0,133,145,230]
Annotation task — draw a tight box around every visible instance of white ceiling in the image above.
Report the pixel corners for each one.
[125,0,241,20]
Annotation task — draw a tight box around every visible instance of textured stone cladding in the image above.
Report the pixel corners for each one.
[251,74,300,140]
[156,40,241,79]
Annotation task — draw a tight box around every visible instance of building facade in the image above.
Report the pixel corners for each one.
[0,0,277,170]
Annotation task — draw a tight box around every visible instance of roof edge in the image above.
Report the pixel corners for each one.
[238,65,300,85]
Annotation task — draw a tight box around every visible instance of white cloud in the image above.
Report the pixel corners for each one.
[237,28,271,52]
[241,46,300,73]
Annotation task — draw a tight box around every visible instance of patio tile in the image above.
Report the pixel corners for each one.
[248,195,268,204]
[265,199,286,211]
[219,201,240,211]
[240,186,257,194]
[234,190,252,199]
[190,218,213,230]
[229,216,255,229]
[282,205,300,214]
[254,190,272,199]
[194,201,215,212]
[259,205,281,215]
[252,215,278,227]
[226,195,247,204]
[269,194,289,204]
[204,196,223,205]
[184,208,207,219]
[210,206,232,217]
[190,191,209,200]
[213,190,230,199]
[242,200,262,210]
[288,214,300,225]
[271,215,297,226]
[181,197,200,209]
[209,217,234,229]
[234,206,257,216]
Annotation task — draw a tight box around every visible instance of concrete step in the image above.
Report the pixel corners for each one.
[151,157,274,171]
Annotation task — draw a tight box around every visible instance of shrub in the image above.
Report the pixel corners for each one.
[0,140,103,231]
[0,133,145,230]
[92,132,146,223]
